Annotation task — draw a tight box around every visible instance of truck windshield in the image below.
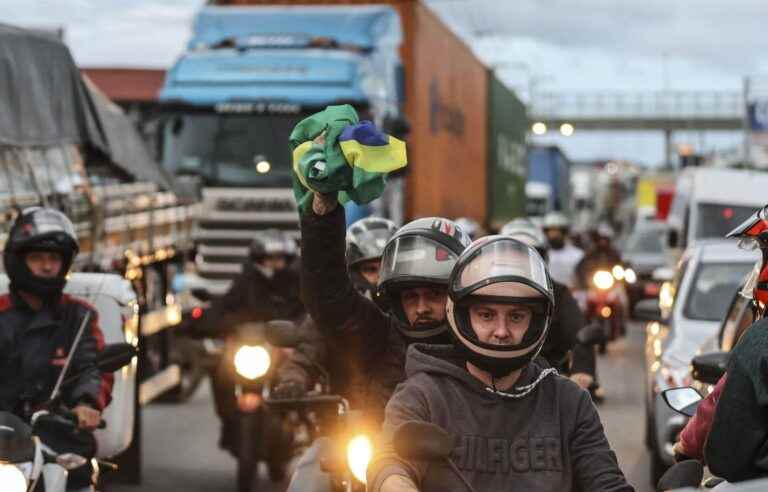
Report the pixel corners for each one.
[625,226,665,254]
[161,112,310,187]
[684,261,752,321]
[695,203,755,239]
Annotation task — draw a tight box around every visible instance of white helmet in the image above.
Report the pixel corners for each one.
[543,212,570,230]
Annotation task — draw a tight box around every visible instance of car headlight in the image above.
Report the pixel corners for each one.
[0,464,28,492]
[624,268,637,284]
[593,270,615,290]
[347,434,373,484]
[234,345,271,380]
[612,265,625,280]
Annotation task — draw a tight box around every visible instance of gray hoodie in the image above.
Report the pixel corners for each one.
[368,344,633,492]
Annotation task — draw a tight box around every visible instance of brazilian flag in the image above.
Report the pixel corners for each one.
[289,105,407,213]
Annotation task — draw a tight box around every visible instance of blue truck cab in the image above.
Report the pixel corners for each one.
[526,145,572,219]
[159,5,403,295]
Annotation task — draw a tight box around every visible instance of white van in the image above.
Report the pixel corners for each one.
[667,167,768,252]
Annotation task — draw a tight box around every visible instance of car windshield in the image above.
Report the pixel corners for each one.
[684,262,753,321]
[625,226,665,254]
[696,204,756,240]
[161,112,311,188]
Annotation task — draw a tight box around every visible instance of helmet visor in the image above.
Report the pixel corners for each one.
[379,235,458,286]
[348,228,394,262]
[452,239,550,300]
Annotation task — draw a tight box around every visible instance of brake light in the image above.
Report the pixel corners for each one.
[192,307,203,319]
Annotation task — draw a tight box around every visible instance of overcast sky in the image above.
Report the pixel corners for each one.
[5,0,767,165]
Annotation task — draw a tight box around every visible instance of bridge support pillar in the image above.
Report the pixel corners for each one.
[663,129,673,167]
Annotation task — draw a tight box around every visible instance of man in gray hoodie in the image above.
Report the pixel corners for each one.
[368,235,632,492]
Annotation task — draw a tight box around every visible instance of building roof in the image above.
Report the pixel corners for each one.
[80,68,165,103]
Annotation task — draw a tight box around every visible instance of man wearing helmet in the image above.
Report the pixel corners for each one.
[671,205,768,482]
[575,222,623,288]
[0,207,114,491]
[367,236,631,491]
[542,212,584,288]
[299,193,470,420]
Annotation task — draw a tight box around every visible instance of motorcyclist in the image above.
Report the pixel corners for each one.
[542,212,584,289]
[280,192,470,491]
[274,216,399,399]
[574,222,623,289]
[190,229,301,477]
[367,236,632,491]
[191,229,303,337]
[500,218,597,392]
[671,204,768,482]
[0,207,114,492]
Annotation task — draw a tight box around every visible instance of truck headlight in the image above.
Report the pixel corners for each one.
[234,345,271,380]
[0,464,27,492]
[593,270,615,290]
[347,434,373,484]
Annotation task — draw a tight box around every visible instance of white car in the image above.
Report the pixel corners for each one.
[643,240,758,484]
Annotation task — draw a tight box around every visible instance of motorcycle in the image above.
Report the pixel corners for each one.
[583,264,632,352]
[224,320,294,492]
[0,343,136,491]
[264,322,374,492]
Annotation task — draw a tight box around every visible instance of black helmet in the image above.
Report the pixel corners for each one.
[379,217,471,338]
[4,207,79,301]
[446,236,554,378]
[345,217,398,268]
[249,229,296,261]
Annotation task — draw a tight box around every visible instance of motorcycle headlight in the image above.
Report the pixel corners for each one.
[624,268,637,284]
[0,464,28,492]
[234,345,271,380]
[593,271,615,290]
[612,265,625,280]
[347,434,373,484]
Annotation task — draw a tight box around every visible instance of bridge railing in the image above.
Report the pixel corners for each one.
[530,91,744,120]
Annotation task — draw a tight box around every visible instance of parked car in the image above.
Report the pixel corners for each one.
[639,239,757,484]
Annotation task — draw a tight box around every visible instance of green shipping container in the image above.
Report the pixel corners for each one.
[487,73,528,230]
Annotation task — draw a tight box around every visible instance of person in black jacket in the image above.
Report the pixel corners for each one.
[368,236,632,492]
[281,192,471,492]
[0,207,114,492]
[190,229,303,462]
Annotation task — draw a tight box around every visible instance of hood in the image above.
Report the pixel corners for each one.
[622,251,667,276]
[662,317,720,369]
[405,344,554,400]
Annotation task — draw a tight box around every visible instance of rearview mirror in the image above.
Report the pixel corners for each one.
[691,351,729,385]
[393,421,454,462]
[264,320,302,348]
[96,343,138,373]
[634,298,662,322]
[662,387,703,417]
[576,323,606,346]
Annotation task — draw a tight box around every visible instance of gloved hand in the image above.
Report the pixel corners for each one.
[271,379,307,400]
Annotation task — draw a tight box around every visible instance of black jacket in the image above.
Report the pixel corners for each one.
[193,261,305,337]
[575,247,623,289]
[0,292,114,418]
[706,318,768,482]
[297,205,410,424]
[368,344,633,491]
